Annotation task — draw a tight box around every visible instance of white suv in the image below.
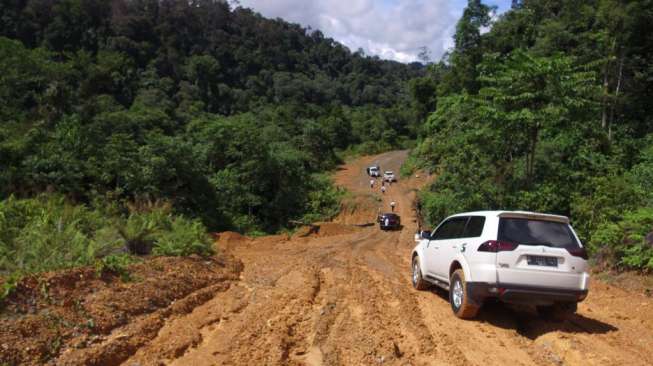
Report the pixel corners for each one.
[411,211,589,319]
[383,171,396,182]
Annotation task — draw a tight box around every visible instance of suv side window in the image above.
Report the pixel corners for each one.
[462,216,485,238]
[432,217,468,240]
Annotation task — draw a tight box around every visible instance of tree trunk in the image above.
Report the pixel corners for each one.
[527,123,539,188]
[601,65,609,130]
[601,38,617,132]
[608,54,624,142]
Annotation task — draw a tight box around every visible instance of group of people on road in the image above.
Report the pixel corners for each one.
[370,178,396,212]
[370,178,392,190]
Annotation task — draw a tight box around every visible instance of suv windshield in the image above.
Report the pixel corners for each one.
[498,218,579,248]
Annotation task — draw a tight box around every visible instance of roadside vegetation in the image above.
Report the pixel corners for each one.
[407,0,653,272]
[0,195,214,292]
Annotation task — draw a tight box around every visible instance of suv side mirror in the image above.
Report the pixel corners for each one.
[421,230,431,239]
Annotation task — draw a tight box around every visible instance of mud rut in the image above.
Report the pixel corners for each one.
[124,151,653,366]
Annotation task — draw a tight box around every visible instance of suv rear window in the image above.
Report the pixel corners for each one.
[498,218,579,248]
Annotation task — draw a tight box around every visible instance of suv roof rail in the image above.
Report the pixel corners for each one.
[498,211,569,224]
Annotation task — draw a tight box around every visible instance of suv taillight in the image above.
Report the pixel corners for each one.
[566,247,589,260]
[477,240,518,252]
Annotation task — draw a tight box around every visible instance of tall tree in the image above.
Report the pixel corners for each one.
[447,0,494,94]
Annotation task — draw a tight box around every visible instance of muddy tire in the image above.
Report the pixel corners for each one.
[411,256,429,290]
[537,302,577,321]
[449,269,479,319]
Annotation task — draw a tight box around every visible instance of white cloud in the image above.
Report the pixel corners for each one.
[237,0,464,63]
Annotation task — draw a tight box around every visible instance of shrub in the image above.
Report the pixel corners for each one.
[301,174,344,223]
[117,210,170,255]
[152,216,214,257]
[0,272,21,302]
[418,189,463,227]
[399,153,419,178]
[0,195,117,274]
[0,195,216,278]
[591,208,653,272]
[95,254,135,281]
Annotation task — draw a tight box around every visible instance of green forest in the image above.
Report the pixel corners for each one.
[1,0,652,278]
[408,0,653,271]
[0,0,424,276]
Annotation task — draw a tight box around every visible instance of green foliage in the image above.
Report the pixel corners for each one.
[0,195,116,274]
[301,174,344,223]
[117,211,167,255]
[446,0,494,93]
[571,174,645,242]
[0,195,215,278]
[411,0,653,274]
[0,1,424,239]
[629,135,653,206]
[152,217,214,257]
[0,273,22,302]
[95,254,134,282]
[591,208,653,271]
[399,154,419,178]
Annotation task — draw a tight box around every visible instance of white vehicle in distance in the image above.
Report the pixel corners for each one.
[367,165,381,177]
[411,211,589,319]
[383,170,396,182]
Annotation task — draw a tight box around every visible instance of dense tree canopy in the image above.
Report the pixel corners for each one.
[0,0,423,233]
[411,0,653,271]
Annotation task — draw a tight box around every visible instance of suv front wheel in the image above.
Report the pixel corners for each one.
[411,256,429,290]
[449,269,480,319]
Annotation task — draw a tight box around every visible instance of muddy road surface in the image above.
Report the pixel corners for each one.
[124,151,652,365]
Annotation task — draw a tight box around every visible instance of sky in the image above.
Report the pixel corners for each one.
[236,0,513,63]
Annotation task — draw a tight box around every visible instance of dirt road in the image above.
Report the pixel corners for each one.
[125,151,653,366]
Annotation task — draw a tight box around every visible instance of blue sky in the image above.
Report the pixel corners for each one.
[237,0,513,63]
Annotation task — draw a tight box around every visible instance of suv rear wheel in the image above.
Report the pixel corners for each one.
[411,256,429,290]
[449,269,479,319]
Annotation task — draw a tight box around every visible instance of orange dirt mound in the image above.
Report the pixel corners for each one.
[215,231,246,243]
[214,231,251,251]
[293,222,359,238]
[314,222,359,237]
[0,254,242,366]
[334,194,380,225]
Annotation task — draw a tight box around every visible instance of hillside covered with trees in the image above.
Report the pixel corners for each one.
[0,0,427,277]
[408,0,653,271]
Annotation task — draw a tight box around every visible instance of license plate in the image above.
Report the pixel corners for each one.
[527,255,558,267]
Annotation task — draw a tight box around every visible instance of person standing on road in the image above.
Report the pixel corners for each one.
[390,201,396,212]
[381,186,386,194]
[370,179,375,189]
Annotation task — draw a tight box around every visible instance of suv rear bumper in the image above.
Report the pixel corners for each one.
[380,224,400,230]
[467,282,588,306]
